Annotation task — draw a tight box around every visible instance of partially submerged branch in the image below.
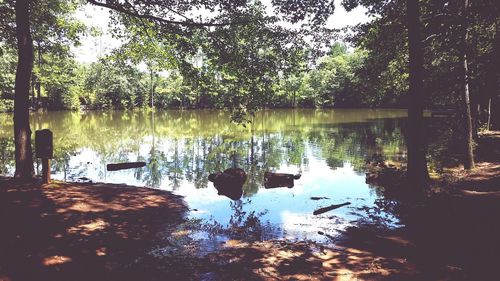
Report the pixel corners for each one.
[313,202,351,215]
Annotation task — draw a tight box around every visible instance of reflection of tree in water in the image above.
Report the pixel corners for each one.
[315,120,407,173]
[57,117,405,195]
[53,152,71,181]
[144,144,165,187]
[0,110,419,192]
[352,198,401,228]
[141,111,168,188]
[0,138,14,175]
[192,138,209,189]
[149,199,280,259]
[165,138,183,189]
[194,199,280,242]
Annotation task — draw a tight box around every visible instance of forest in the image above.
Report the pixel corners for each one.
[1,1,497,121]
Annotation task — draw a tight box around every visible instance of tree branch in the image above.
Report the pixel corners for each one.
[422,33,441,44]
[87,0,249,27]
[421,13,458,23]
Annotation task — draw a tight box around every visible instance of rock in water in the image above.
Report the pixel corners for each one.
[208,168,246,200]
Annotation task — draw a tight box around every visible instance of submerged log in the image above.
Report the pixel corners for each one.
[310,197,329,200]
[313,202,351,215]
[107,162,146,171]
[264,172,301,188]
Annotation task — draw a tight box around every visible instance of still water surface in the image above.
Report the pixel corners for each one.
[0,109,408,246]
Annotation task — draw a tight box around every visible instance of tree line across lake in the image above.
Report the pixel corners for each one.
[0,41,371,112]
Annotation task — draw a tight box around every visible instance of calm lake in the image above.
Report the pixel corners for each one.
[0,109,410,248]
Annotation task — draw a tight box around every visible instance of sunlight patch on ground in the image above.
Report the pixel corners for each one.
[96,247,107,256]
[67,218,109,236]
[42,255,72,266]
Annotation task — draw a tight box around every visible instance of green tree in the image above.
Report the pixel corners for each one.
[13,0,35,179]
[82,61,147,109]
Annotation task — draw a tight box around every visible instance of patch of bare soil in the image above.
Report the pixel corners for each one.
[439,132,500,194]
[203,239,419,281]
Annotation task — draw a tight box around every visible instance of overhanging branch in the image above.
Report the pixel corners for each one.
[87,0,249,27]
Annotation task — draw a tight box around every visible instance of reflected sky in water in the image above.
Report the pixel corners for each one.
[0,109,407,245]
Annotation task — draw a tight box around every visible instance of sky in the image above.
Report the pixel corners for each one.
[73,1,370,64]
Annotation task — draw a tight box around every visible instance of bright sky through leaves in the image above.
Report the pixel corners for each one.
[73,1,370,64]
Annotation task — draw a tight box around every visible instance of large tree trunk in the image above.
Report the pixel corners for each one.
[490,22,500,130]
[460,0,475,170]
[406,0,429,188]
[492,96,500,130]
[14,0,35,179]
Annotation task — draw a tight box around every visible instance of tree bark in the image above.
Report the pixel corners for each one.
[487,98,491,131]
[30,72,35,104]
[149,68,156,109]
[14,0,35,179]
[36,40,41,104]
[406,0,429,188]
[492,96,500,130]
[461,0,474,169]
[490,23,500,130]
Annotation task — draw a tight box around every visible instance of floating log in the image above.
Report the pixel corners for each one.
[264,172,301,188]
[107,162,146,171]
[313,202,351,215]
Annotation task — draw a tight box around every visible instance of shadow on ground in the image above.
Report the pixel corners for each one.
[0,178,188,281]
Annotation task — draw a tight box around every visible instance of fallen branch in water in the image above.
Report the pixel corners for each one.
[313,202,351,215]
[107,162,146,171]
[310,197,329,200]
[460,190,500,198]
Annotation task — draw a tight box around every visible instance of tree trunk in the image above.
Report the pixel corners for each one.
[36,41,41,104]
[487,98,491,131]
[490,22,500,130]
[150,68,155,109]
[461,0,474,170]
[30,72,35,105]
[492,96,500,130]
[406,0,429,188]
[14,0,35,179]
[471,101,480,140]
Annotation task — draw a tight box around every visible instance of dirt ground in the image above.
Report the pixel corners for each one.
[1,132,499,281]
[0,179,189,281]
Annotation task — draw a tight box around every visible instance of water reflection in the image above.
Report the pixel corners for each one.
[0,109,408,245]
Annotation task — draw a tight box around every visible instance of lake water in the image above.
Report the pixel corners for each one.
[0,109,409,248]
